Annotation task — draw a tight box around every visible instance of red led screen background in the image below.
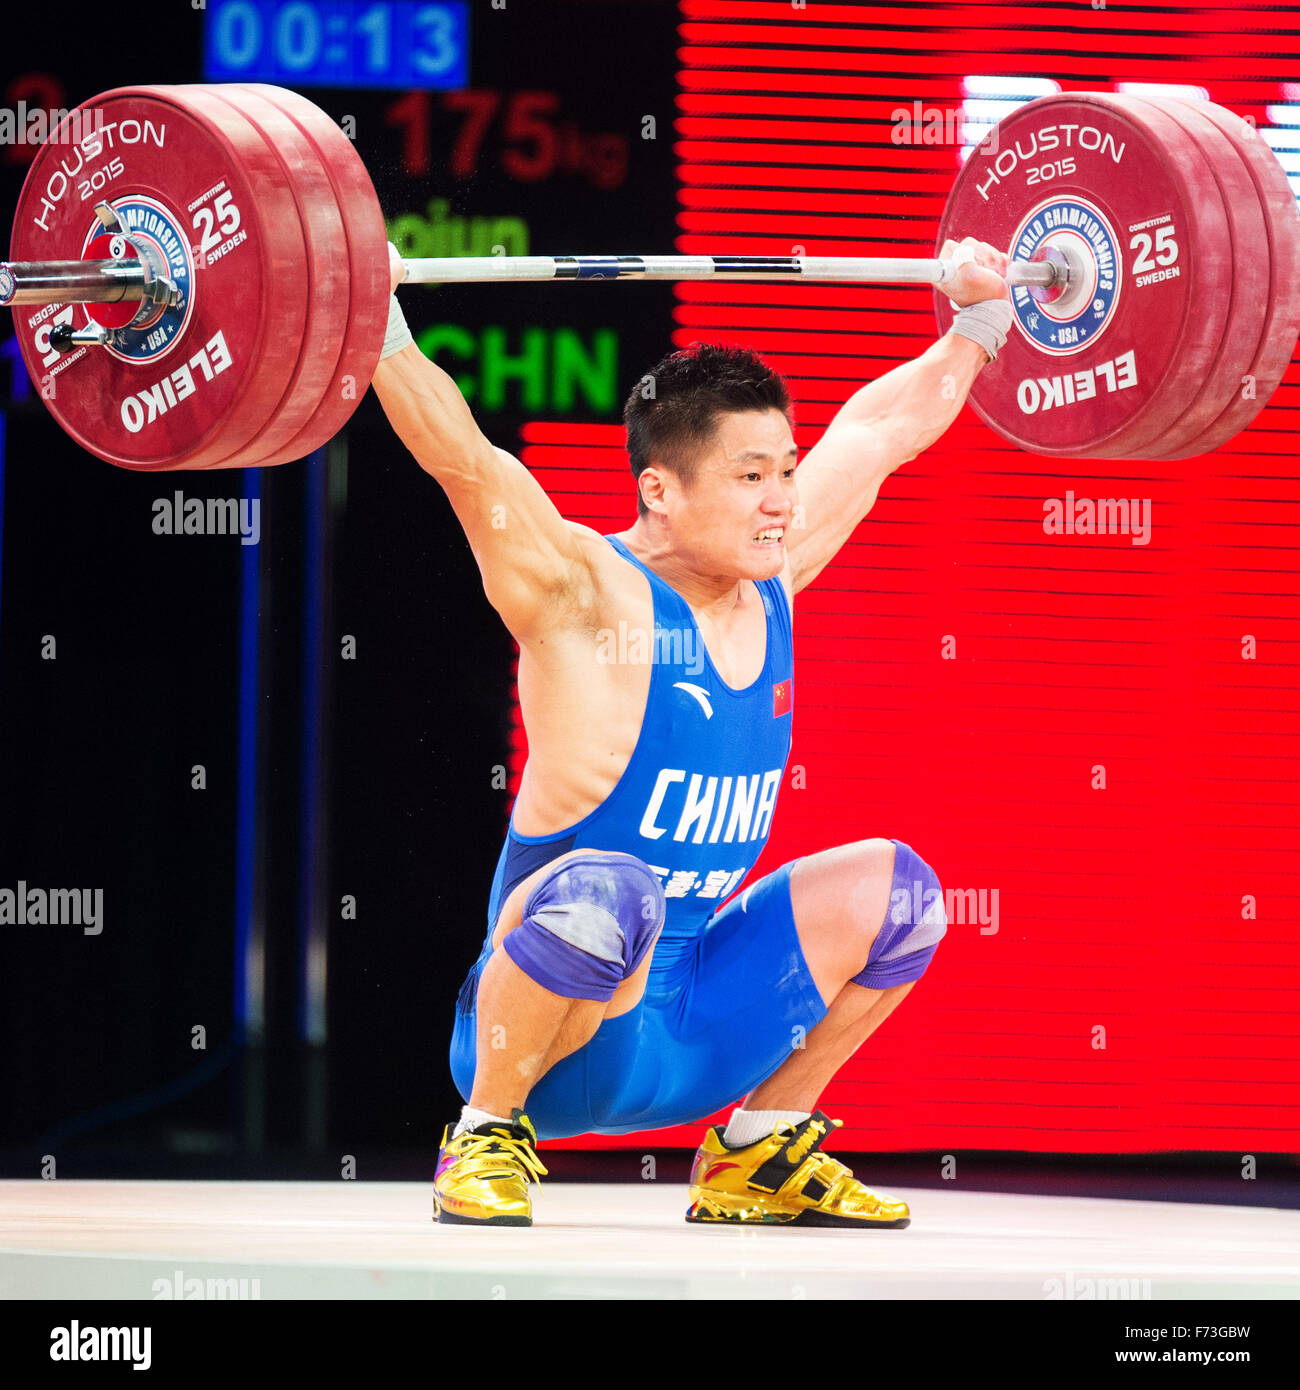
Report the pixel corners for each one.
[510,1,1300,1154]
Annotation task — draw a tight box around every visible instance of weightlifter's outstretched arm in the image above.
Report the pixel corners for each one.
[371,245,592,641]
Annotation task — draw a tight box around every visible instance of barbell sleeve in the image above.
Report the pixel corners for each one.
[0,259,147,307]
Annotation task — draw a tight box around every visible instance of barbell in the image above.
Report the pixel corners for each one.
[2,83,1297,471]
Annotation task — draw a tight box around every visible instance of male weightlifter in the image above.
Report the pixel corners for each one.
[373,237,1013,1228]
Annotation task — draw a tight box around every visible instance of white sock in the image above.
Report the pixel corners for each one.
[453,1105,512,1138]
[723,1107,811,1148]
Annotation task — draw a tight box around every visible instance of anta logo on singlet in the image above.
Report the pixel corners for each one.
[638,768,783,845]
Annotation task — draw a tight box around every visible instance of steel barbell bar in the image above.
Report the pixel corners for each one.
[0,251,1065,313]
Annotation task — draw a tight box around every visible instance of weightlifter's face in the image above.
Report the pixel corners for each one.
[665,409,798,580]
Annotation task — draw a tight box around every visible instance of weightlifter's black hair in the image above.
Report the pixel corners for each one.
[623,343,792,517]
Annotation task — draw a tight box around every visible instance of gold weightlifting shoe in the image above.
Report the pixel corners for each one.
[433,1109,548,1227]
[686,1110,910,1228]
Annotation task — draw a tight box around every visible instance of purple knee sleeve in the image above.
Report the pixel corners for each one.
[852,840,948,989]
[501,852,666,1001]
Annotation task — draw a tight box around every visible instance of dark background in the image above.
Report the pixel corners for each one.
[0,0,678,1176]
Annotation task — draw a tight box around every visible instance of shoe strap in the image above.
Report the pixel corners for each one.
[746,1110,840,1194]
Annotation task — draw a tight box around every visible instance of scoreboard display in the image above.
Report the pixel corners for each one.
[205,0,470,89]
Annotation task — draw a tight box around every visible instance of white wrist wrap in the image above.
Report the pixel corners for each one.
[381,294,413,359]
[948,298,1014,363]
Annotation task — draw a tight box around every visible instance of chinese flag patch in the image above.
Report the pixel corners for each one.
[773,680,792,717]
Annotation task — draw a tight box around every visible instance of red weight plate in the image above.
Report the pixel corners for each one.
[9,85,309,471]
[1105,95,1268,459]
[229,84,389,468]
[1151,99,1300,459]
[190,84,351,469]
[935,92,1234,458]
